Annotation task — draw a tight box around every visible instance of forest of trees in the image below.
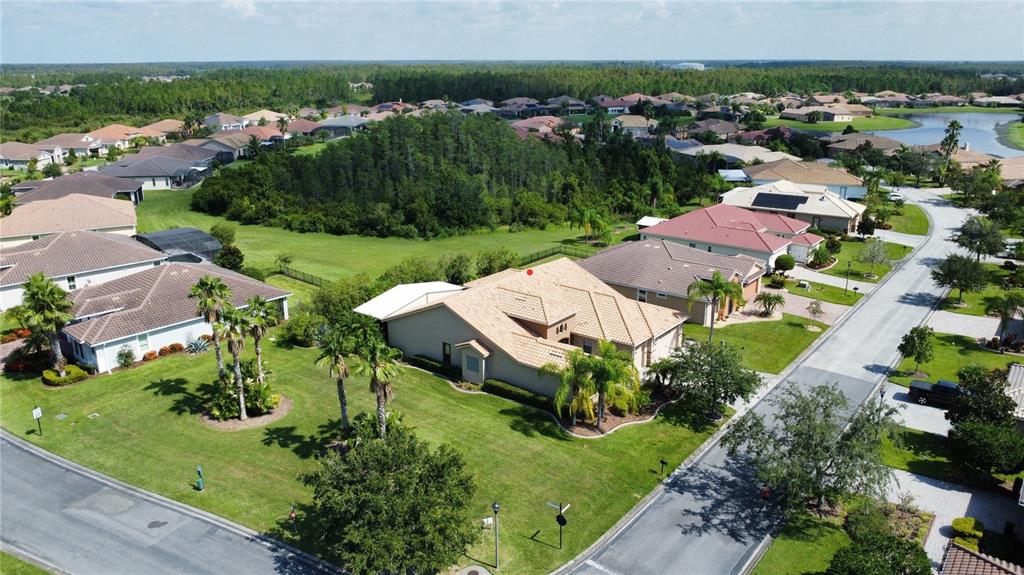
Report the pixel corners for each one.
[190,111,721,238]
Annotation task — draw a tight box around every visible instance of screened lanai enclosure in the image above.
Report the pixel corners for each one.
[134,228,223,262]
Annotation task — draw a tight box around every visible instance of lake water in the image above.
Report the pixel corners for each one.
[867,112,1022,159]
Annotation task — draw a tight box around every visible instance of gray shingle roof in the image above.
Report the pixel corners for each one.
[135,144,218,163]
[64,262,290,345]
[0,231,165,288]
[578,239,765,298]
[14,171,142,203]
[100,155,203,178]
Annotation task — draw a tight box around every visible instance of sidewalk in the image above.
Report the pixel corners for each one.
[787,265,876,294]
[875,229,927,248]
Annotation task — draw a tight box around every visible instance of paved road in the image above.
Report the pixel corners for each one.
[561,191,967,575]
[0,431,337,575]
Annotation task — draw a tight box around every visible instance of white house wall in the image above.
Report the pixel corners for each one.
[78,318,213,372]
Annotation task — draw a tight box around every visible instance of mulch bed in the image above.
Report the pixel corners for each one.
[200,396,293,431]
[559,391,678,437]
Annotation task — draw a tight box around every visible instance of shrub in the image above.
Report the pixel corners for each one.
[199,334,214,342]
[240,266,267,281]
[142,351,158,362]
[0,333,16,344]
[281,310,326,347]
[41,365,89,386]
[158,346,172,356]
[206,375,281,420]
[844,503,891,541]
[953,536,980,552]
[951,517,984,540]
[14,328,31,338]
[168,342,185,353]
[826,236,842,254]
[407,355,461,380]
[116,345,136,368]
[767,275,786,289]
[482,379,553,412]
[609,394,630,417]
[774,254,795,275]
[186,338,210,354]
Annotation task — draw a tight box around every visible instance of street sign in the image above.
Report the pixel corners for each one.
[547,501,571,549]
[32,407,42,420]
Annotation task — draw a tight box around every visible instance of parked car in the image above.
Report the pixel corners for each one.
[908,379,962,407]
[887,190,904,202]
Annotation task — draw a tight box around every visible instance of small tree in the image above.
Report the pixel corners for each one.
[806,299,824,323]
[810,244,833,268]
[955,216,1005,262]
[857,216,876,237]
[722,383,897,517]
[931,254,987,303]
[946,365,1016,427]
[589,340,640,429]
[688,271,744,344]
[209,222,237,246]
[826,532,930,575]
[214,244,245,271]
[540,350,595,427]
[475,247,517,277]
[650,341,761,419]
[986,291,1024,336]
[948,420,1024,479]
[302,415,478,575]
[64,148,77,166]
[857,240,889,276]
[22,273,73,376]
[41,162,62,178]
[440,254,474,285]
[754,292,785,316]
[897,326,934,374]
[26,158,38,174]
[774,254,795,276]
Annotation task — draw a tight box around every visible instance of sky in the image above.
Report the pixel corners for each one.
[2,0,1023,64]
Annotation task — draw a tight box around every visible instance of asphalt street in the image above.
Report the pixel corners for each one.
[561,190,968,575]
[0,431,337,575]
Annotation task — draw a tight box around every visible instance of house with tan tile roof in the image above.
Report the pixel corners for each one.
[1,194,136,247]
[0,142,58,170]
[0,231,166,311]
[88,123,165,149]
[719,179,866,233]
[579,239,764,327]
[359,258,685,396]
[62,262,290,373]
[242,109,288,124]
[640,204,824,267]
[34,133,107,158]
[744,159,868,199]
[999,156,1024,188]
[141,119,185,137]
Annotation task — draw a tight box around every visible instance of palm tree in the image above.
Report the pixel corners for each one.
[245,296,277,384]
[754,292,786,316]
[987,291,1024,337]
[316,325,356,431]
[351,336,402,438]
[590,340,640,430]
[570,208,603,244]
[540,350,595,427]
[21,273,73,376]
[276,116,289,136]
[941,120,963,160]
[246,135,262,158]
[218,306,250,421]
[189,276,232,382]
[687,271,744,344]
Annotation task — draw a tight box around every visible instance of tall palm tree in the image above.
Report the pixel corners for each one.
[246,135,262,158]
[245,296,276,384]
[352,336,402,438]
[276,117,289,136]
[687,271,744,344]
[316,325,356,431]
[590,340,640,430]
[218,306,251,421]
[22,273,73,376]
[540,350,595,427]
[987,291,1024,337]
[189,276,232,382]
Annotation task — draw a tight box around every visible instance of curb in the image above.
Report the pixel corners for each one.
[0,430,340,575]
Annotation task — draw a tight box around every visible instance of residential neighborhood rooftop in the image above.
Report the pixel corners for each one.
[0,231,165,288]
[1,194,136,238]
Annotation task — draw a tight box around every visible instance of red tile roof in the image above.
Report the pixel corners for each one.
[642,204,811,254]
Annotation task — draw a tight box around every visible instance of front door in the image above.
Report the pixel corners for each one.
[442,342,452,365]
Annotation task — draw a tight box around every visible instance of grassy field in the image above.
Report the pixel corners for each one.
[292,142,329,157]
[939,263,1011,317]
[1000,120,1024,151]
[818,240,910,284]
[265,274,320,308]
[0,553,48,575]
[0,332,721,575]
[877,105,1021,115]
[684,313,827,374]
[887,204,929,236]
[784,278,863,306]
[888,332,1018,387]
[882,426,1024,485]
[137,190,634,281]
[752,512,850,575]
[763,115,915,132]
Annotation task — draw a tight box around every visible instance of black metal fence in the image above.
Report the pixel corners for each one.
[278,265,332,287]
[517,245,598,267]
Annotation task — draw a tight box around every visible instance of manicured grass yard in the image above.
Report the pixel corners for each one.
[939,263,1011,317]
[818,240,910,284]
[882,426,1024,486]
[0,552,49,575]
[0,334,722,575]
[877,105,1022,116]
[265,274,320,308]
[292,142,329,157]
[1002,120,1024,151]
[886,203,929,236]
[752,512,851,575]
[784,279,864,306]
[138,190,629,281]
[685,313,827,374]
[763,115,915,132]
[888,332,1018,387]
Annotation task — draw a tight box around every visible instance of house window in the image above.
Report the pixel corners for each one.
[656,292,667,299]
[67,276,77,290]
[689,243,696,248]
[465,355,480,374]
[138,333,149,352]
[582,340,593,354]
[637,289,648,303]
[707,246,712,252]
[32,235,40,241]
[442,342,452,364]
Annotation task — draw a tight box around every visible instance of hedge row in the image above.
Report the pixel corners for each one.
[41,364,89,386]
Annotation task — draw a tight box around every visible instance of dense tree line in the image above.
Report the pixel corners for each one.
[191,111,718,238]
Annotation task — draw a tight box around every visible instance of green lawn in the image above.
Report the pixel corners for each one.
[752,512,850,575]
[265,274,320,308]
[882,426,1024,486]
[1001,120,1024,151]
[939,263,1010,317]
[877,105,1020,116]
[886,204,929,236]
[763,115,915,132]
[0,333,722,575]
[784,279,864,306]
[137,190,624,281]
[292,142,329,157]
[818,240,910,284]
[0,553,48,575]
[685,313,827,374]
[889,332,1017,387]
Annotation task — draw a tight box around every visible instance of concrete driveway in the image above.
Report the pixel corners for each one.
[928,310,1000,340]
[765,287,849,325]
[883,382,952,436]
[787,265,876,294]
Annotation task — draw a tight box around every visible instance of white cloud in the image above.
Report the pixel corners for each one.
[224,0,259,18]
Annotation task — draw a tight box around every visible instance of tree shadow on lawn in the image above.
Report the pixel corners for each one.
[497,404,570,441]
[263,501,343,574]
[143,377,205,416]
[657,401,717,433]
[262,419,342,459]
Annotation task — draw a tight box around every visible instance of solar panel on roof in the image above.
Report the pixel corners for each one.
[750,193,808,210]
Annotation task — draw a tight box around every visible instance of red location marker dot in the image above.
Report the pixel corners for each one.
[526,269,534,276]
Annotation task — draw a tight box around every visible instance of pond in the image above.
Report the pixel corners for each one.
[867,112,1022,158]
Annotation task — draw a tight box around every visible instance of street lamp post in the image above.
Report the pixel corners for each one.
[844,261,852,295]
[492,501,501,569]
